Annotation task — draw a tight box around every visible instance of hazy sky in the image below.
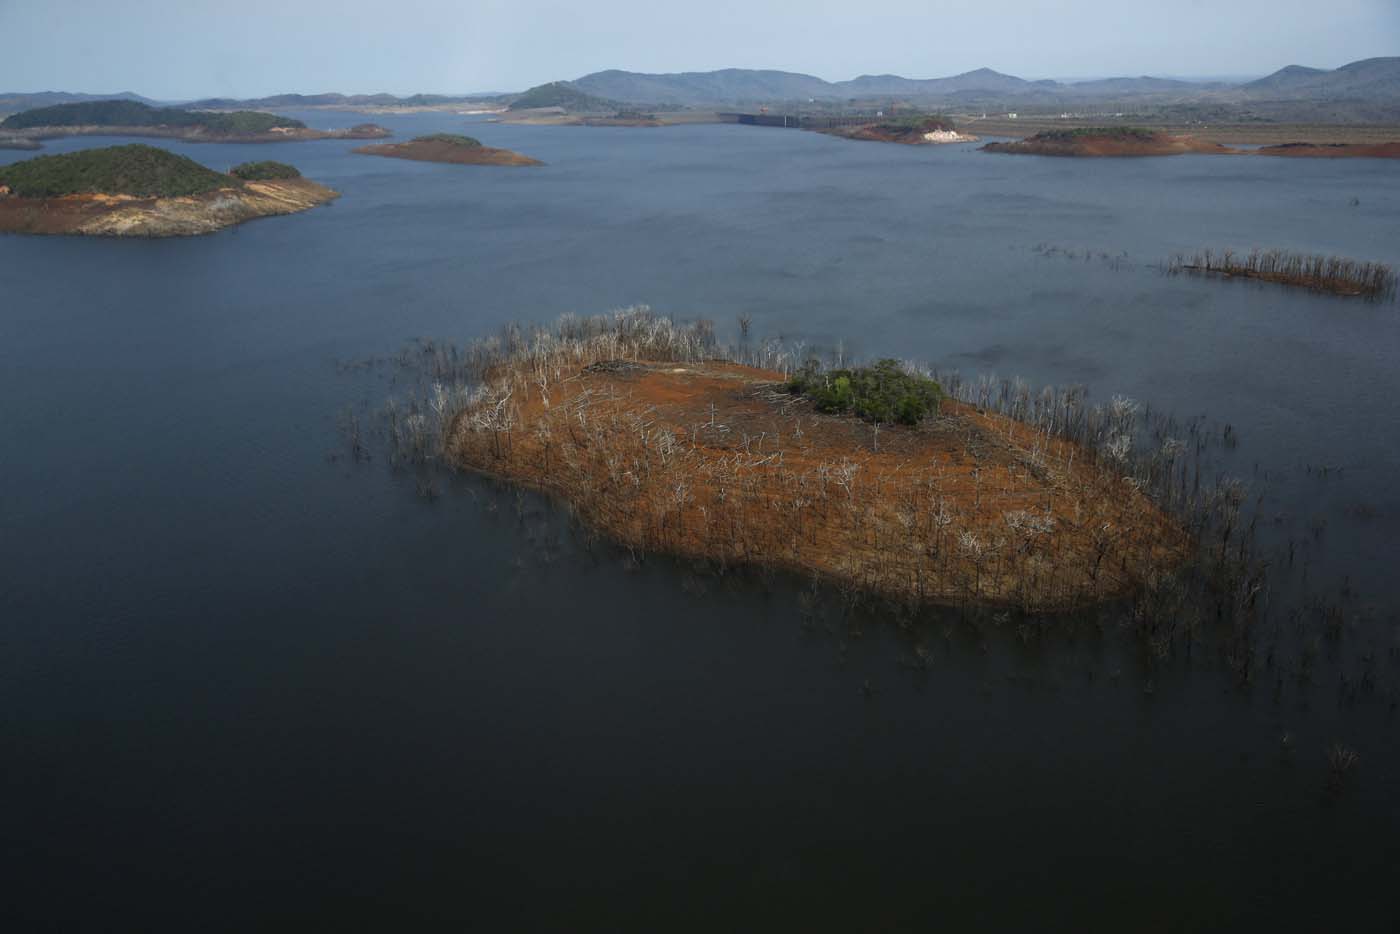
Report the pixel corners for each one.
[2,0,1396,98]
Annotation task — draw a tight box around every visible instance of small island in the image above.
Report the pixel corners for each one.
[440,311,1188,611]
[982,127,1229,157]
[0,145,338,236]
[353,133,542,166]
[821,115,979,145]
[0,100,390,144]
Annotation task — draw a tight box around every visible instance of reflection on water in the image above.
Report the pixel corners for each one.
[2,114,1398,929]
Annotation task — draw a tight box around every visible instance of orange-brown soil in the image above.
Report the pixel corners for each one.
[450,360,1189,611]
[983,133,1230,157]
[352,139,542,166]
[1254,141,1400,158]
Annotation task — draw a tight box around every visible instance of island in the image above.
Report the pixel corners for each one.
[352,133,541,166]
[0,100,390,144]
[0,145,338,236]
[0,137,41,150]
[820,115,979,145]
[441,312,1188,611]
[982,127,1230,157]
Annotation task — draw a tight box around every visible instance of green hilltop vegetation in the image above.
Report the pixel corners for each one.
[0,100,304,134]
[229,160,301,180]
[1033,126,1157,142]
[413,133,483,147]
[0,144,237,198]
[787,359,944,426]
[507,82,620,112]
[873,113,955,130]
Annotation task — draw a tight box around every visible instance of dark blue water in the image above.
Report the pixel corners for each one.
[3,113,1399,930]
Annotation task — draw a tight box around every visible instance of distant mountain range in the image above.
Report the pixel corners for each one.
[0,90,158,112]
[180,92,501,110]
[0,91,502,116]
[6,57,1398,124]
[566,58,1400,109]
[570,66,1065,103]
[1241,57,1400,98]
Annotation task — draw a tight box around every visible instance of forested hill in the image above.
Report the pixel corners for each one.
[1,100,304,133]
[0,144,236,198]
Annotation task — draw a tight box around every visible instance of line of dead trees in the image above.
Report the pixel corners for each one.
[1167,248,1396,300]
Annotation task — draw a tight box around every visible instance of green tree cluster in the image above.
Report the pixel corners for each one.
[0,144,233,198]
[787,359,944,425]
[229,161,302,180]
[412,134,483,147]
[507,82,620,112]
[1036,127,1156,142]
[0,100,304,134]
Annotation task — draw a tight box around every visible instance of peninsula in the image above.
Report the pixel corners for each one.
[353,133,541,166]
[820,115,979,145]
[983,127,1400,159]
[982,127,1229,156]
[0,100,389,144]
[441,311,1188,611]
[1253,141,1400,158]
[0,145,338,236]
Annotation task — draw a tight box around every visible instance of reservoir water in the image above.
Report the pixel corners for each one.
[3,112,1399,929]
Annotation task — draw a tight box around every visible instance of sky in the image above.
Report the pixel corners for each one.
[1,0,1396,99]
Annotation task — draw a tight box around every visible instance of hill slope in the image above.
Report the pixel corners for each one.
[508,82,621,112]
[0,143,235,197]
[1,100,304,133]
[572,68,836,105]
[566,59,1400,112]
[1244,57,1400,98]
[182,92,501,110]
[0,91,158,113]
[0,144,339,236]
